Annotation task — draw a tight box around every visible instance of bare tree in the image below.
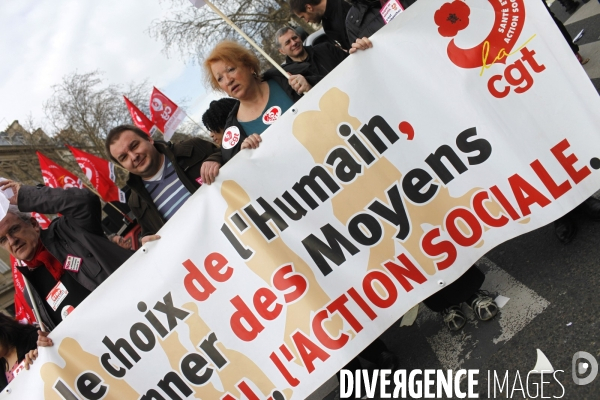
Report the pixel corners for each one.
[43,71,151,159]
[149,0,316,68]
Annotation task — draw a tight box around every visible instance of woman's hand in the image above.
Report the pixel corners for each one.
[241,134,262,150]
[288,74,312,95]
[349,37,373,54]
[24,349,38,370]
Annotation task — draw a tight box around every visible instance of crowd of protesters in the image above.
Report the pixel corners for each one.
[0,0,596,395]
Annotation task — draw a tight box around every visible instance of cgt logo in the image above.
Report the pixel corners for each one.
[434,0,526,69]
[486,47,545,98]
[434,0,544,98]
[572,351,599,386]
[151,95,174,121]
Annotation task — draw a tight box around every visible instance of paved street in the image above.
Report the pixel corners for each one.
[311,2,600,399]
[556,0,600,94]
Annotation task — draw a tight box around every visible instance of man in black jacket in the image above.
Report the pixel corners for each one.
[290,0,402,52]
[106,125,221,242]
[276,26,348,82]
[0,181,133,333]
[345,0,386,44]
[290,0,352,50]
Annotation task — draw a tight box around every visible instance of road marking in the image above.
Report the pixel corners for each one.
[415,257,550,370]
[580,41,600,80]
[308,257,550,398]
[399,304,420,327]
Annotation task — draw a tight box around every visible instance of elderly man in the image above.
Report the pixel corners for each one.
[277,26,348,83]
[106,125,221,244]
[0,180,132,337]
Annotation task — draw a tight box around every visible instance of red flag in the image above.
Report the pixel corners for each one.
[10,255,37,324]
[66,145,126,203]
[149,87,186,141]
[124,96,157,136]
[32,212,52,229]
[36,151,82,189]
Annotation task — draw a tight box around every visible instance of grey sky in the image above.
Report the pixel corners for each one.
[0,0,217,130]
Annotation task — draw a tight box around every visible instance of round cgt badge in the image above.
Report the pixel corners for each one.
[262,106,282,125]
[222,126,241,149]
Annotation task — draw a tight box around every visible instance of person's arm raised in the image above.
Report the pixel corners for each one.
[16,184,103,235]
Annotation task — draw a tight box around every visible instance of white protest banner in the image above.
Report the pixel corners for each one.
[3,0,600,398]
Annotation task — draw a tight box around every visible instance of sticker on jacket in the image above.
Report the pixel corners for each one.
[380,0,404,24]
[63,254,82,272]
[196,176,203,185]
[222,126,241,150]
[46,281,68,311]
[262,106,282,125]
[61,305,75,320]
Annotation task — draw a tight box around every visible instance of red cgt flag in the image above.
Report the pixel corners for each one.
[149,87,186,141]
[11,255,37,324]
[32,212,52,229]
[67,145,125,203]
[124,96,157,136]
[36,151,82,189]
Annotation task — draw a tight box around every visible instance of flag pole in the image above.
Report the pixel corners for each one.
[186,113,202,128]
[201,0,288,78]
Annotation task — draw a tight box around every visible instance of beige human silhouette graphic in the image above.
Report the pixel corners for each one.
[156,302,291,399]
[221,181,345,368]
[290,87,503,276]
[40,338,139,399]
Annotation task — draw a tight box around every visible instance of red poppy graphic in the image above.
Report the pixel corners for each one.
[434,0,470,38]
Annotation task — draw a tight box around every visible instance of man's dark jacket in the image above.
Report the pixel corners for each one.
[17,185,133,330]
[126,138,221,237]
[221,68,302,164]
[283,43,348,85]
[346,0,417,44]
[322,0,353,50]
[346,1,386,44]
